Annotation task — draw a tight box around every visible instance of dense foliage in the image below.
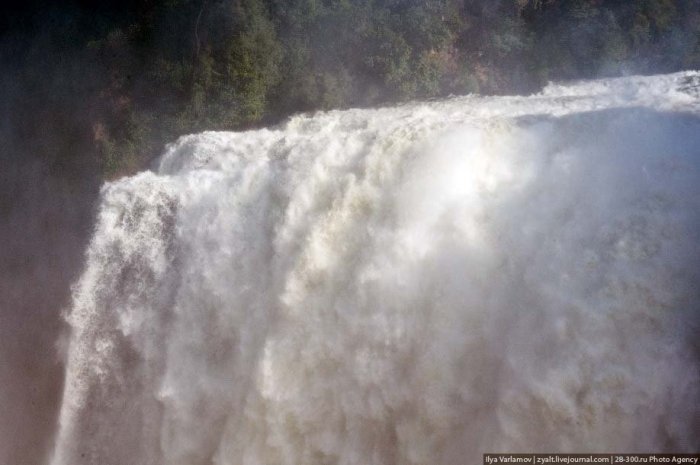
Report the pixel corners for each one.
[2,0,699,179]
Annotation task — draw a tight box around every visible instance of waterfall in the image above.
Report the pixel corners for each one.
[52,72,700,465]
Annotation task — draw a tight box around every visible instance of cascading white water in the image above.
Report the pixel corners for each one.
[52,72,700,465]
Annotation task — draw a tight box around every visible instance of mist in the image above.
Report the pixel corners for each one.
[54,73,700,464]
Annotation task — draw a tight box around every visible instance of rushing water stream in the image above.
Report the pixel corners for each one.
[52,72,700,465]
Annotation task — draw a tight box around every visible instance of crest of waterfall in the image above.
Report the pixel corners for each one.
[52,71,700,465]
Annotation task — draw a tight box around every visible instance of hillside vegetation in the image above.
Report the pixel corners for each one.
[3,0,699,179]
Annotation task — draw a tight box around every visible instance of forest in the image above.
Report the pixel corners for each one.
[3,0,699,180]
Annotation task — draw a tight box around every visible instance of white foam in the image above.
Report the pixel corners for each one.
[52,72,700,465]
